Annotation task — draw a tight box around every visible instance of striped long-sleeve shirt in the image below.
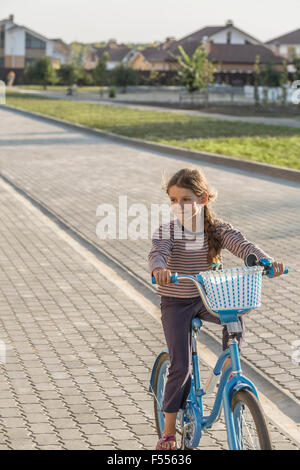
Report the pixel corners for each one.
[148,218,274,298]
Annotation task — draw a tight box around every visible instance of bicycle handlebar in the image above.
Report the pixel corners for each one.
[151,257,288,285]
[258,257,288,277]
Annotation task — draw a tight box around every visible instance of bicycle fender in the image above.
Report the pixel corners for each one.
[148,348,169,393]
[223,375,260,450]
[223,385,239,450]
[232,375,259,401]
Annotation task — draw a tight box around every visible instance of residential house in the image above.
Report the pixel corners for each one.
[85,40,131,70]
[0,14,72,71]
[131,20,286,86]
[48,38,74,69]
[265,28,300,60]
[127,37,176,71]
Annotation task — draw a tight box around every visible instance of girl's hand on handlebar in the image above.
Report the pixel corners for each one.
[269,261,285,278]
[152,268,172,285]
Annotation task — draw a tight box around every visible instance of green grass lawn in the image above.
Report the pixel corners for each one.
[17,85,104,93]
[4,91,300,170]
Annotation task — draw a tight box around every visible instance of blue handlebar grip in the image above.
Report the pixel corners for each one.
[152,273,179,284]
[267,266,289,278]
[259,257,272,267]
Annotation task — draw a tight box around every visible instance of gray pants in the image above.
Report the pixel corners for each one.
[160,295,245,413]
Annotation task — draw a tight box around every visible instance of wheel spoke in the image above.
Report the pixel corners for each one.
[236,401,259,449]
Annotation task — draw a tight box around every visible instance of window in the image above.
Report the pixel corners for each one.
[25,57,36,66]
[0,30,5,49]
[226,31,232,44]
[280,45,288,54]
[25,32,46,49]
[0,57,4,67]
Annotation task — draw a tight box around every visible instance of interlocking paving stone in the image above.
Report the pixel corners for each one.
[0,109,298,449]
[0,107,299,401]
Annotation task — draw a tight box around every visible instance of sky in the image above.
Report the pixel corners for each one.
[1,0,300,44]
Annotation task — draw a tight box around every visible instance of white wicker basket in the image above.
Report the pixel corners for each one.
[198,266,264,312]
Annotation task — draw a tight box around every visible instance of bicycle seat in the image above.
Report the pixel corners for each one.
[192,317,203,333]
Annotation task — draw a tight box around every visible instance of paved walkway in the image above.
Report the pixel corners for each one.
[0,106,299,448]
[0,160,296,450]
[0,175,228,450]
[12,87,300,129]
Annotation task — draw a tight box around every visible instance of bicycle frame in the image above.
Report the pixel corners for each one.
[150,272,262,450]
[188,318,260,450]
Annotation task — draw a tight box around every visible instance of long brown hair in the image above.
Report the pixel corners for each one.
[162,168,223,266]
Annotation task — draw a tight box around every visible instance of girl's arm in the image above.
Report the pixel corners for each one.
[215,221,274,263]
[148,223,174,277]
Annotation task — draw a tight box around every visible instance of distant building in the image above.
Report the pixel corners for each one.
[0,14,73,70]
[265,28,300,60]
[85,40,131,70]
[130,20,286,86]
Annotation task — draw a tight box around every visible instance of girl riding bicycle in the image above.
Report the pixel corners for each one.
[148,168,285,450]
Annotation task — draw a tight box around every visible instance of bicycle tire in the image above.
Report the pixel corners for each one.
[153,352,170,438]
[231,389,272,450]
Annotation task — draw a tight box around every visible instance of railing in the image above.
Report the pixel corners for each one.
[178,84,296,106]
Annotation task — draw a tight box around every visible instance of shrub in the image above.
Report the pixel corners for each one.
[109,86,116,98]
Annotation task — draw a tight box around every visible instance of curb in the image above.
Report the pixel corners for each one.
[2,103,300,184]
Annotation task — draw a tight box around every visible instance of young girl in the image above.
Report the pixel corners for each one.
[148,168,285,450]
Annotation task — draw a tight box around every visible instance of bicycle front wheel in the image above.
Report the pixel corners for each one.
[231,389,272,450]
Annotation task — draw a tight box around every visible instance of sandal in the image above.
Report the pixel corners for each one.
[156,433,177,450]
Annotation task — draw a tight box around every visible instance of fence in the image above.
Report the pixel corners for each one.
[179,84,298,106]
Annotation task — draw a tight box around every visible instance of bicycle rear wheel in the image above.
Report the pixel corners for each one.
[231,389,272,450]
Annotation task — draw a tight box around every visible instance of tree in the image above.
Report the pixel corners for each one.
[253,54,261,106]
[260,60,281,87]
[24,57,57,89]
[77,68,94,86]
[291,49,300,80]
[280,60,289,105]
[170,44,215,94]
[58,62,79,86]
[144,69,159,86]
[24,62,36,84]
[111,64,139,93]
[93,52,109,87]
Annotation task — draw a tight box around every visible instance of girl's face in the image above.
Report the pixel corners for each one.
[168,185,208,223]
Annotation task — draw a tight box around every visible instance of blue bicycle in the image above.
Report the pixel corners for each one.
[149,254,288,450]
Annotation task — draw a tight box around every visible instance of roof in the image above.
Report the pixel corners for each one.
[165,43,285,64]
[140,46,169,62]
[6,24,49,42]
[93,44,130,62]
[266,28,300,45]
[210,43,285,64]
[0,18,13,25]
[50,38,73,53]
[167,23,262,53]
[0,18,71,53]
[178,25,226,43]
